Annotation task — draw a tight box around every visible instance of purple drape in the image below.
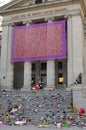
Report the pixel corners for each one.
[11,20,66,62]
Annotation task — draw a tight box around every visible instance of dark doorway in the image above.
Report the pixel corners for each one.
[13,62,24,90]
[35,0,42,4]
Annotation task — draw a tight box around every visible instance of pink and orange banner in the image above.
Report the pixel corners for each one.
[11,20,66,62]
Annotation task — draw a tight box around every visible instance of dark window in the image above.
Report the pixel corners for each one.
[58,62,63,69]
[32,63,35,71]
[41,63,46,70]
[31,75,35,85]
[15,22,23,26]
[35,0,42,4]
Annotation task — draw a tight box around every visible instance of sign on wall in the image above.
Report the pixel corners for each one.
[11,20,66,62]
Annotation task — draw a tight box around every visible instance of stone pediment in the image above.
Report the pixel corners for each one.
[0,0,86,16]
[0,0,35,11]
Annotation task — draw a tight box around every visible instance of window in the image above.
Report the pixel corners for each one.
[58,62,63,69]
[31,75,35,85]
[15,22,23,26]
[35,0,42,4]
[41,63,46,70]
[32,63,35,71]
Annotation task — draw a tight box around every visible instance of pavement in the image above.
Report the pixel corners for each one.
[0,126,85,130]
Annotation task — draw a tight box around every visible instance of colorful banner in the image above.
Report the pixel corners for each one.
[11,20,66,62]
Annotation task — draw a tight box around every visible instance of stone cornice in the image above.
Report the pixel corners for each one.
[0,0,85,16]
[1,22,15,27]
[1,1,66,15]
[1,8,82,25]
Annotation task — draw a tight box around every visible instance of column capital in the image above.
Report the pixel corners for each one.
[44,17,55,22]
[23,20,32,25]
[8,23,15,26]
[64,10,81,20]
[64,14,72,19]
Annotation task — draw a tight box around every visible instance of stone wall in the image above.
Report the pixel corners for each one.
[72,84,86,112]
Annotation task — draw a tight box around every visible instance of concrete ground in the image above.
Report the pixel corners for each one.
[0,126,85,130]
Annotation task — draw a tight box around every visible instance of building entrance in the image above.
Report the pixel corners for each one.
[13,60,67,90]
[31,60,67,89]
[13,62,24,90]
[31,61,47,89]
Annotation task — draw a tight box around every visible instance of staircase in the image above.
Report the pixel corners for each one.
[0,89,73,125]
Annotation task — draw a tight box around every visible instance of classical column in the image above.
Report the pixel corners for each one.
[23,21,32,90]
[0,23,14,90]
[24,61,31,90]
[82,19,86,84]
[71,15,83,83]
[66,15,73,85]
[45,17,55,89]
[47,60,55,89]
[6,23,14,89]
[35,61,41,84]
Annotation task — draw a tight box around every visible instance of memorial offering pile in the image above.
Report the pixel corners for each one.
[0,89,86,128]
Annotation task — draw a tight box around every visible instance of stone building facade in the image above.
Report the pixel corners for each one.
[0,16,2,52]
[0,0,86,90]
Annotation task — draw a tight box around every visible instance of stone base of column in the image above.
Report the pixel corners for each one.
[21,89,30,91]
[1,86,13,91]
[72,84,86,111]
[44,85,55,90]
[21,86,31,91]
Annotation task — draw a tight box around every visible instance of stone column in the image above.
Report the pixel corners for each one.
[47,60,55,89]
[24,61,31,90]
[45,17,55,89]
[35,61,40,84]
[6,23,14,89]
[66,15,73,85]
[72,14,83,83]
[23,21,32,90]
[82,19,86,84]
[0,24,12,89]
